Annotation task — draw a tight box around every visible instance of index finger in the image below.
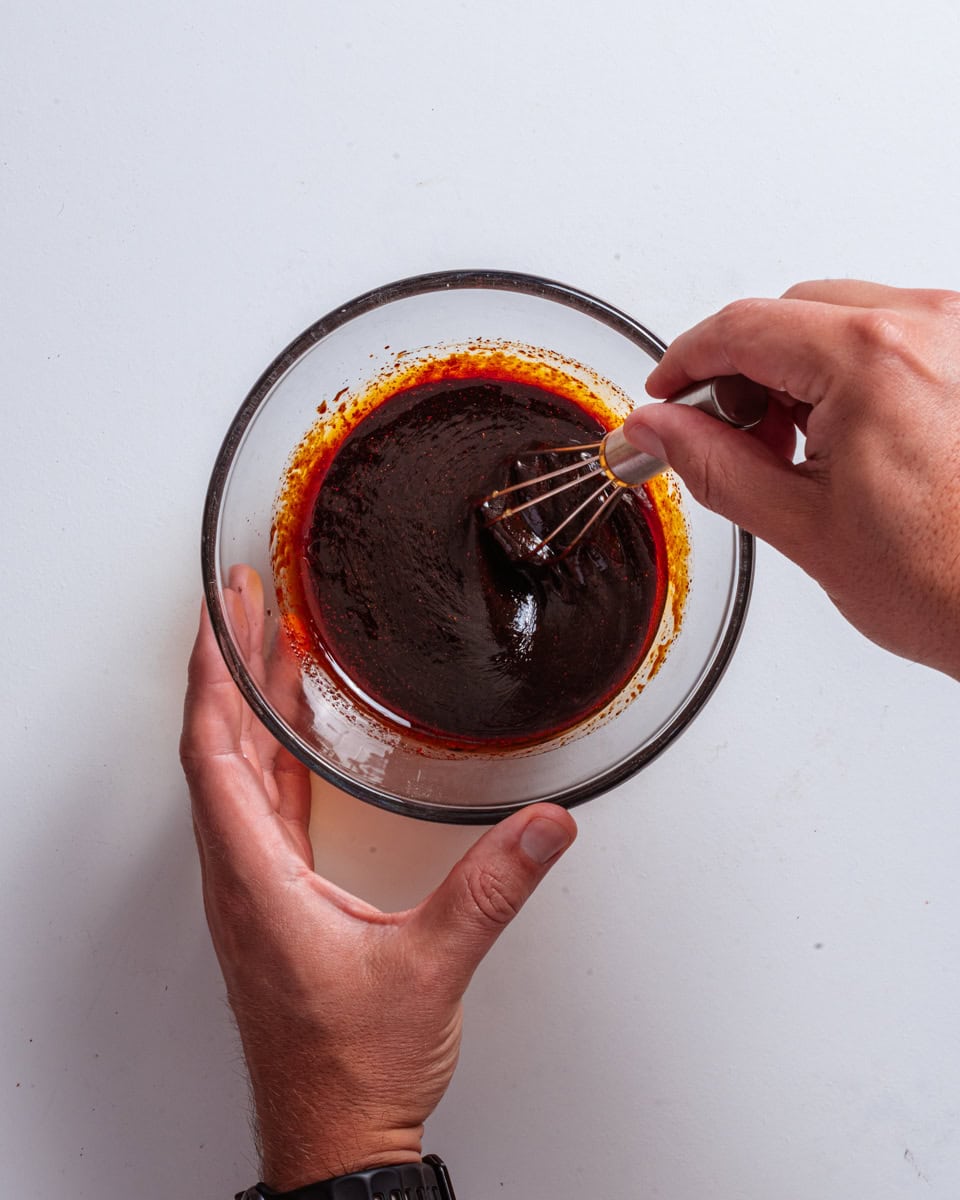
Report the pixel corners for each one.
[180,598,245,762]
[782,278,949,310]
[645,296,880,405]
[181,600,297,877]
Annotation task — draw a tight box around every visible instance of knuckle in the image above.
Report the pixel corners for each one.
[716,297,766,334]
[712,299,768,371]
[850,308,910,358]
[463,864,521,928]
[719,296,766,321]
[926,289,960,324]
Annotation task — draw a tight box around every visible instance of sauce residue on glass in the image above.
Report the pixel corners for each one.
[272,346,689,751]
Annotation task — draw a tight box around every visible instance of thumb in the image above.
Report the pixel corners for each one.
[409,803,577,994]
[622,401,824,559]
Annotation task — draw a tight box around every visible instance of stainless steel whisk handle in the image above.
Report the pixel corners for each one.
[599,375,769,488]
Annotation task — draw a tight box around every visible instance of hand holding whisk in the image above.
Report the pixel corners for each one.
[479,375,768,564]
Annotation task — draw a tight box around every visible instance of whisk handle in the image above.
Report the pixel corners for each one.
[671,374,768,429]
[601,375,768,487]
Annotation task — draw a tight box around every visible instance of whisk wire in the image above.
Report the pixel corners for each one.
[535,478,625,553]
[493,458,602,519]
[486,444,602,506]
[480,439,628,559]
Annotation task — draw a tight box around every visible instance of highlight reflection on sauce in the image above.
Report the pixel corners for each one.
[272,347,689,750]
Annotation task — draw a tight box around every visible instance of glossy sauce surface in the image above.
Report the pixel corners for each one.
[285,375,668,747]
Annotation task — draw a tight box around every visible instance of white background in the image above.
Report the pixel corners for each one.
[4,2,960,1196]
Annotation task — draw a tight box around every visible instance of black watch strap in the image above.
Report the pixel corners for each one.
[237,1153,456,1200]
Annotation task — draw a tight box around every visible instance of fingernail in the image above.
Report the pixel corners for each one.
[520,817,573,865]
[621,419,667,461]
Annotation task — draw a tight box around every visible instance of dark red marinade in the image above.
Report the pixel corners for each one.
[284,374,668,748]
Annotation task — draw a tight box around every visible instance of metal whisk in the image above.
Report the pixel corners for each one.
[480,375,767,564]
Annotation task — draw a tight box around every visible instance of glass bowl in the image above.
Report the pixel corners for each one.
[202,270,753,823]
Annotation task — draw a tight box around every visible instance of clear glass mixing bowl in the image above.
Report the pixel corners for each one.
[202,270,753,822]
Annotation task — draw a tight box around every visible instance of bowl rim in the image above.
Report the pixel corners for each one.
[202,268,754,823]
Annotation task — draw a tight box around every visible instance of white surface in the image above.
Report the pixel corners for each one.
[4,2,960,1195]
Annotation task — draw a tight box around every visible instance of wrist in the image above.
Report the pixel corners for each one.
[255,1082,424,1190]
[241,1027,447,1188]
[259,1134,423,1194]
[235,1020,426,1190]
[239,1154,456,1200]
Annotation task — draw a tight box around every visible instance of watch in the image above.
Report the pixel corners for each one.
[236,1154,456,1200]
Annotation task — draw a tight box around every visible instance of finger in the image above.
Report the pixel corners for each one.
[230,564,267,688]
[221,585,261,767]
[180,601,281,862]
[262,637,313,838]
[224,565,312,843]
[228,563,285,771]
[227,564,311,790]
[181,599,245,761]
[644,297,883,405]
[622,402,825,560]
[271,747,313,863]
[262,627,314,849]
[258,622,310,776]
[781,278,950,313]
[408,804,577,995]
